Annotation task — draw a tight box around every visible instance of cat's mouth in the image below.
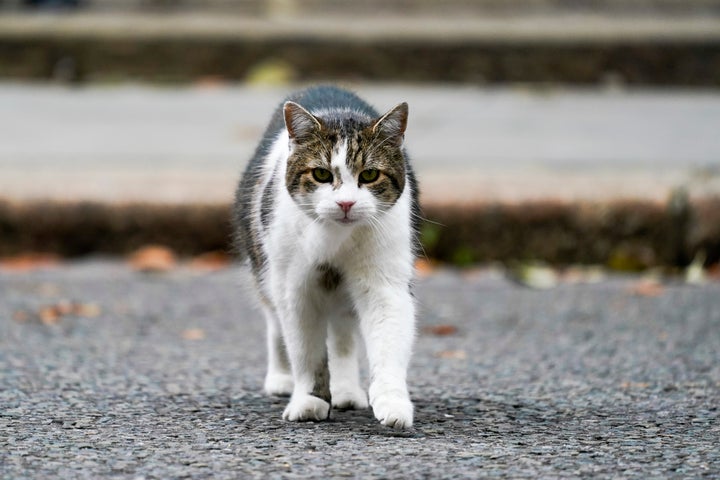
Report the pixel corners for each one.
[336,217,358,225]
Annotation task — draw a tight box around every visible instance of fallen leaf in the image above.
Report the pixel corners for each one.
[414,259,437,278]
[561,265,606,284]
[685,251,707,285]
[0,253,60,272]
[38,305,62,325]
[708,263,720,280]
[182,328,206,340]
[435,350,467,360]
[621,381,650,389]
[55,300,74,316]
[194,75,227,89]
[628,279,665,297]
[190,251,231,271]
[27,301,102,325]
[510,262,558,289]
[73,303,101,318]
[129,245,177,273]
[460,266,498,282]
[423,325,458,336]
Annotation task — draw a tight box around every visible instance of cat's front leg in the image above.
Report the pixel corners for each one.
[328,311,368,410]
[277,292,332,422]
[354,284,415,429]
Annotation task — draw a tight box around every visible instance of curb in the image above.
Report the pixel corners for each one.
[2,196,718,268]
[1,14,719,85]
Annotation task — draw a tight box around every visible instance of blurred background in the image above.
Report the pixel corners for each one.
[1,0,720,271]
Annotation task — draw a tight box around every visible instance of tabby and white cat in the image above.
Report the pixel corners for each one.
[233,86,420,429]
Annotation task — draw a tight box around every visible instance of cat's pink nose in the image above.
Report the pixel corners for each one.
[337,201,356,214]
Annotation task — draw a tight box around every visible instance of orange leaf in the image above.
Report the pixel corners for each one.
[182,328,206,341]
[190,251,231,271]
[415,259,437,278]
[423,325,458,336]
[435,350,467,360]
[0,253,60,272]
[73,303,101,318]
[194,75,227,89]
[628,280,664,297]
[33,301,102,324]
[38,305,62,325]
[621,381,650,389]
[708,263,720,280]
[55,300,74,316]
[129,245,177,273]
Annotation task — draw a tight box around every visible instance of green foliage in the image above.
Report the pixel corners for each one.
[420,223,441,251]
[245,59,295,86]
[451,246,475,267]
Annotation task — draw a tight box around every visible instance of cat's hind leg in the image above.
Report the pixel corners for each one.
[328,311,368,410]
[262,306,293,396]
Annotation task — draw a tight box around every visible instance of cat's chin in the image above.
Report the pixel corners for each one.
[318,215,364,226]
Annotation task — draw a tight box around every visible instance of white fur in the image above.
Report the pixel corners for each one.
[253,131,416,429]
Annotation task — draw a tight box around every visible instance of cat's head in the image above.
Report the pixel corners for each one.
[283,101,408,226]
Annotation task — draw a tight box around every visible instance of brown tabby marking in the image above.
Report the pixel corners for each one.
[285,120,406,206]
[317,263,343,291]
[310,355,331,403]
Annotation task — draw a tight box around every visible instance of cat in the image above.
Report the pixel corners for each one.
[233,85,420,429]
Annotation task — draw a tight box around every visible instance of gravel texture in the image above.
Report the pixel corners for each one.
[1,262,719,478]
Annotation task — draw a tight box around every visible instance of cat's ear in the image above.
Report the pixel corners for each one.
[284,101,322,142]
[372,102,408,147]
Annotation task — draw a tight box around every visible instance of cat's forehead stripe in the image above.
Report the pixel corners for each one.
[330,139,348,169]
[330,139,357,188]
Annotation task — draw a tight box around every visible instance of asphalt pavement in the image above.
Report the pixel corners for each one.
[1,262,719,478]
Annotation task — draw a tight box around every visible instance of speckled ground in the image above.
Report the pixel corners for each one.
[1,262,719,478]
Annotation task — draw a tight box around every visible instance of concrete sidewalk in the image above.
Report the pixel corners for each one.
[2,83,720,204]
[1,83,720,265]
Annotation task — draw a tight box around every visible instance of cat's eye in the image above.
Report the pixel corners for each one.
[312,168,333,183]
[359,169,380,183]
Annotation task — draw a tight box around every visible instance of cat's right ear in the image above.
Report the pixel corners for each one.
[284,101,322,142]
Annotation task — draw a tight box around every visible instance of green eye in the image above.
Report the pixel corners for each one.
[359,169,380,183]
[312,168,333,183]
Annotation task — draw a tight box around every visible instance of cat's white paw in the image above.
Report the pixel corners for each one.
[282,394,330,422]
[371,395,414,429]
[264,373,294,396]
[331,386,369,410]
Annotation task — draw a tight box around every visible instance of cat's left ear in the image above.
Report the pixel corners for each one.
[372,102,408,147]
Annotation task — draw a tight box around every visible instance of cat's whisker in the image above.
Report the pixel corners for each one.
[365,216,395,248]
